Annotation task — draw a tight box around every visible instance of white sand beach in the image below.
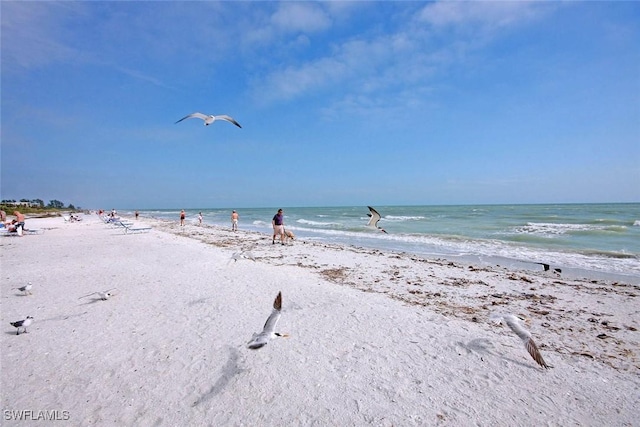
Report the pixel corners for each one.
[1,215,638,426]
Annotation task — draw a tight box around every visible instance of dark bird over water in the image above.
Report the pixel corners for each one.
[366,206,387,234]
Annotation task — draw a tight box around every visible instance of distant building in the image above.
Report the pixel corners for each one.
[1,201,36,207]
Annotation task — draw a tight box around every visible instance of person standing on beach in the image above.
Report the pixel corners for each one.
[180,209,186,226]
[198,212,203,226]
[231,210,239,232]
[272,209,285,245]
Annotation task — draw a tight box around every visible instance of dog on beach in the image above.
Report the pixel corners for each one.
[284,229,295,243]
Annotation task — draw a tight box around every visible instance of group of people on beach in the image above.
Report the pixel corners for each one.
[98,209,121,223]
[1,210,26,234]
[176,208,292,244]
[181,209,239,232]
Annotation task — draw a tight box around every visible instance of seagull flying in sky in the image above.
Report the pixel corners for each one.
[14,282,33,295]
[247,291,288,350]
[491,314,551,369]
[10,316,33,335]
[366,206,387,233]
[175,113,242,128]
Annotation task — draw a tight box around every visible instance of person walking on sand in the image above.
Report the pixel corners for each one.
[272,209,285,245]
[180,209,186,226]
[231,210,239,232]
[198,212,203,226]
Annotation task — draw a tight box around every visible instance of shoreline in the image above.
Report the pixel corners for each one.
[2,215,638,425]
[144,213,640,286]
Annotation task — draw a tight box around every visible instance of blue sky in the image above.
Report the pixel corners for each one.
[1,1,639,209]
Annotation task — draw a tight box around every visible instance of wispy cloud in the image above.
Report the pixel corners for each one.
[271,2,332,33]
[1,1,86,70]
[256,56,349,102]
[249,1,550,116]
[416,1,545,31]
[1,1,174,89]
[240,2,335,53]
[112,65,174,90]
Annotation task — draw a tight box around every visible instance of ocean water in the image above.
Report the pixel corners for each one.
[132,204,640,283]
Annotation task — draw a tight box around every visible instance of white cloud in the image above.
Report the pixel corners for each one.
[250,1,552,113]
[240,2,333,50]
[251,26,431,105]
[270,2,332,33]
[416,1,542,30]
[260,56,349,101]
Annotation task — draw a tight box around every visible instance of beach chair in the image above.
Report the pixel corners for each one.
[108,218,132,228]
[118,221,152,234]
[23,228,44,235]
[0,227,43,236]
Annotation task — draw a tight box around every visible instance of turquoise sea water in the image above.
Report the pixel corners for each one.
[132,204,640,283]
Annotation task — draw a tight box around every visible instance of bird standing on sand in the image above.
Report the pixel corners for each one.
[247,291,288,350]
[175,112,242,128]
[14,282,33,295]
[366,206,387,234]
[10,316,33,335]
[490,314,551,369]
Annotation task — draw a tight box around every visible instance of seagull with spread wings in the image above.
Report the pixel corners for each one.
[366,206,387,233]
[175,112,242,128]
[247,291,288,350]
[491,313,551,369]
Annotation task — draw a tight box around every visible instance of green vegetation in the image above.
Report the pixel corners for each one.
[0,199,82,216]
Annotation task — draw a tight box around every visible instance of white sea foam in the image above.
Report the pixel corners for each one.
[514,222,624,237]
[296,219,342,227]
[137,204,640,280]
[287,225,640,277]
[384,215,426,221]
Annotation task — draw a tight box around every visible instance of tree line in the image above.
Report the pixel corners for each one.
[0,199,80,210]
